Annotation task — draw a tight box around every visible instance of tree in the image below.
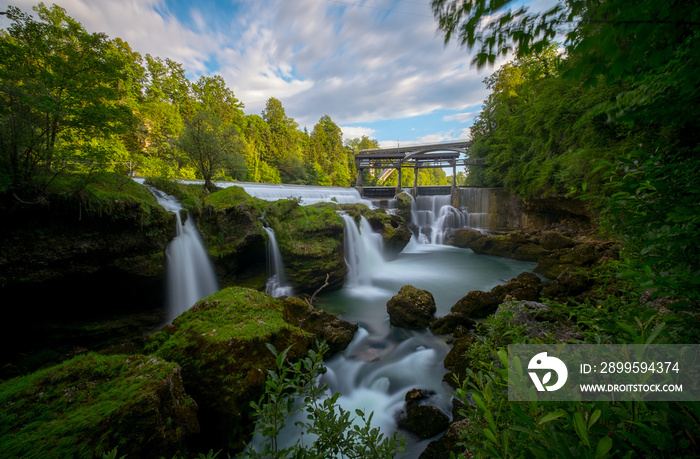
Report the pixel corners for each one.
[0,3,134,195]
[178,111,236,190]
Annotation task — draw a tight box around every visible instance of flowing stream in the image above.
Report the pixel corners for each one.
[316,237,535,457]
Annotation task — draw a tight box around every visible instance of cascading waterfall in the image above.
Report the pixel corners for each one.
[342,214,387,288]
[146,186,219,323]
[263,226,294,298]
[411,195,469,244]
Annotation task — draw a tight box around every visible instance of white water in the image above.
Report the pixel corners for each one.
[342,215,387,289]
[146,187,219,323]
[216,181,375,207]
[263,226,294,298]
[410,190,493,244]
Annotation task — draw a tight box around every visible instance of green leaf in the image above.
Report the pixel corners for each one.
[595,436,613,458]
[539,409,566,424]
[573,411,590,448]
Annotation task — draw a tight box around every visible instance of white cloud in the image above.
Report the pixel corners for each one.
[4,0,495,140]
[340,125,376,141]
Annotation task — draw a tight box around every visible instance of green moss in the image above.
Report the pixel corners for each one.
[146,287,311,449]
[45,172,169,226]
[205,185,265,212]
[0,353,196,458]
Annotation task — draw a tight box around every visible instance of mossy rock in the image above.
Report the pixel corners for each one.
[452,228,486,248]
[539,231,575,250]
[282,297,358,356]
[0,172,174,287]
[266,201,347,292]
[146,287,310,452]
[340,203,412,260]
[0,353,198,459]
[468,235,521,258]
[442,332,480,387]
[395,192,414,223]
[491,271,543,302]
[387,285,437,329]
[451,290,501,318]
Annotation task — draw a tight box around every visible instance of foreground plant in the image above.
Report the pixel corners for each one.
[241,341,406,459]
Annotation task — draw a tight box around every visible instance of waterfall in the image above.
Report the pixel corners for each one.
[263,226,294,298]
[342,214,386,288]
[458,188,493,230]
[409,189,495,244]
[146,186,219,323]
[411,195,470,244]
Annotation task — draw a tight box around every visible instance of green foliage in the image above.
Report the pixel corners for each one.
[241,342,406,459]
[451,288,700,458]
[593,152,700,303]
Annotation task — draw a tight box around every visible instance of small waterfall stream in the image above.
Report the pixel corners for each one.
[146,186,219,323]
[263,226,294,298]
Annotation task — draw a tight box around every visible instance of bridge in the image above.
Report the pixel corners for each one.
[354,140,487,197]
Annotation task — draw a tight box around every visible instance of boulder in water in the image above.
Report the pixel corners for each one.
[429,312,475,336]
[386,285,437,329]
[396,388,450,439]
[452,227,486,248]
[146,287,310,452]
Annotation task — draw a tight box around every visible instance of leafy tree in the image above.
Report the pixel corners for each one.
[308,115,350,186]
[178,110,239,190]
[0,3,134,195]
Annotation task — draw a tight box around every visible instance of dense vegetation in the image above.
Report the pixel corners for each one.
[430,0,700,457]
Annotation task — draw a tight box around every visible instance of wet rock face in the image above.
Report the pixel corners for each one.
[456,225,619,280]
[396,389,450,440]
[386,284,437,329]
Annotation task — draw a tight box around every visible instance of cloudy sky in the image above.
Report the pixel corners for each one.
[2,0,549,147]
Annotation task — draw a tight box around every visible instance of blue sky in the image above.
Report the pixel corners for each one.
[2,0,553,148]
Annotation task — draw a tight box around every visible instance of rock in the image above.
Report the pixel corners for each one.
[282,297,358,356]
[491,271,542,302]
[146,287,311,452]
[468,235,521,258]
[419,418,471,459]
[451,290,500,318]
[396,389,450,439]
[539,231,575,250]
[395,192,414,223]
[443,332,479,387]
[452,228,486,248]
[0,353,198,458]
[540,270,592,299]
[429,312,475,335]
[387,285,437,329]
[513,243,549,261]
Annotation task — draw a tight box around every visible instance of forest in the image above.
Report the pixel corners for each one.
[0,3,453,197]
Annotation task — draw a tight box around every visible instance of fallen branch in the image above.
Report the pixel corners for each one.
[306,273,330,307]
